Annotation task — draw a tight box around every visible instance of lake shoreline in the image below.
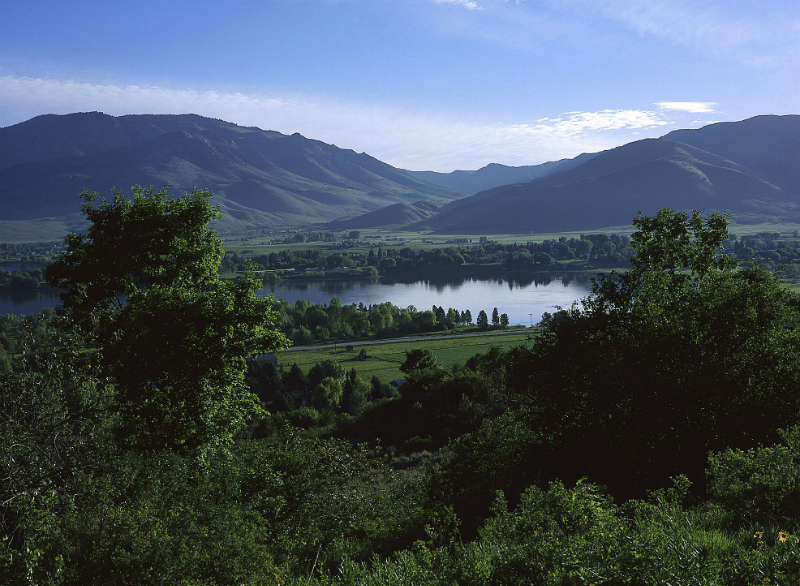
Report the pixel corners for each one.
[256,263,624,284]
[3,267,600,320]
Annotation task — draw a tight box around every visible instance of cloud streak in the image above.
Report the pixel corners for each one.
[420,0,799,67]
[589,0,800,66]
[433,0,482,10]
[656,102,718,113]
[0,75,710,171]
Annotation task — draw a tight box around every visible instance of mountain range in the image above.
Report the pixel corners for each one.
[404,153,599,195]
[0,112,463,240]
[338,114,798,234]
[428,115,800,233]
[0,113,797,240]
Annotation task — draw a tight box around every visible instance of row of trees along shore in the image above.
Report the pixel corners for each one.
[222,230,800,279]
[3,185,800,584]
[222,234,636,273]
[4,224,800,291]
[277,300,509,346]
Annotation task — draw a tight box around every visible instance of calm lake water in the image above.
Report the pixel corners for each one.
[1,273,593,325]
[261,273,592,326]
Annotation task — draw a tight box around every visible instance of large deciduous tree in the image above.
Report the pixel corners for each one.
[505,208,800,498]
[46,186,288,453]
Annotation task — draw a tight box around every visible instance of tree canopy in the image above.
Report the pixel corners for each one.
[46,185,288,452]
[6,205,800,584]
[502,208,800,497]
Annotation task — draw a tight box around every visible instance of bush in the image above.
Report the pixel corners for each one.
[707,426,800,526]
[288,407,321,429]
[404,435,434,453]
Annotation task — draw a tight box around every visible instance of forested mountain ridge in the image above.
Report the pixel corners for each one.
[0,112,465,239]
[419,115,800,233]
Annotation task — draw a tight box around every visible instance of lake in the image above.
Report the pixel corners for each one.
[1,273,593,325]
[260,273,592,326]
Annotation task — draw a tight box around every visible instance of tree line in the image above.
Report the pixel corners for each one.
[270,298,511,346]
[225,230,800,281]
[221,233,636,274]
[0,268,52,290]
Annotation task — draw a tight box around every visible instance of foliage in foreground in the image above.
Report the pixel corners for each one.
[44,185,289,454]
[3,202,800,585]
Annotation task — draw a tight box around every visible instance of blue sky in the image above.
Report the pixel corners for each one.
[1,0,798,171]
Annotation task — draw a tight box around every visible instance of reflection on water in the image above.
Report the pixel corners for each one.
[0,290,61,316]
[1,273,594,326]
[261,273,592,327]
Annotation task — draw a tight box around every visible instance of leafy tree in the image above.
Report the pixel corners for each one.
[284,363,306,393]
[500,312,510,327]
[1,324,114,581]
[45,186,288,453]
[400,349,439,375]
[312,376,344,410]
[505,209,800,498]
[307,358,346,388]
[491,307,500,326]
[446,307,460,326]
[413,310,437,331]
[707,425,800,526]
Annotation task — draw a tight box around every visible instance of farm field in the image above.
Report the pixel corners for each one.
[274,331,534,383]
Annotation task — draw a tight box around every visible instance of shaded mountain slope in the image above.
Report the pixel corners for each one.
[405,154,599,195]
[661,114,800,193]
[0,113,465,236]
[420,116,799,234]
[328,200,444,229]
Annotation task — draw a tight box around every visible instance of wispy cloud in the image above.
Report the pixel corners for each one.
[433,0,482,9]
[534,109,669,133]
[656,102,718,114]
[422,0,799,67]
[588,0,800,66]
[0,75,709,172]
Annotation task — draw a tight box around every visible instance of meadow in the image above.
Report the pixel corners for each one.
[275,331,534,383]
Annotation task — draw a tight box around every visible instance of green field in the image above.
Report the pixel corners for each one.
[223,227,630,257]
[274,332,535,382]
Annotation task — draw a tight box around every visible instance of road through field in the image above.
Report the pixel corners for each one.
[280,328,536,352]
